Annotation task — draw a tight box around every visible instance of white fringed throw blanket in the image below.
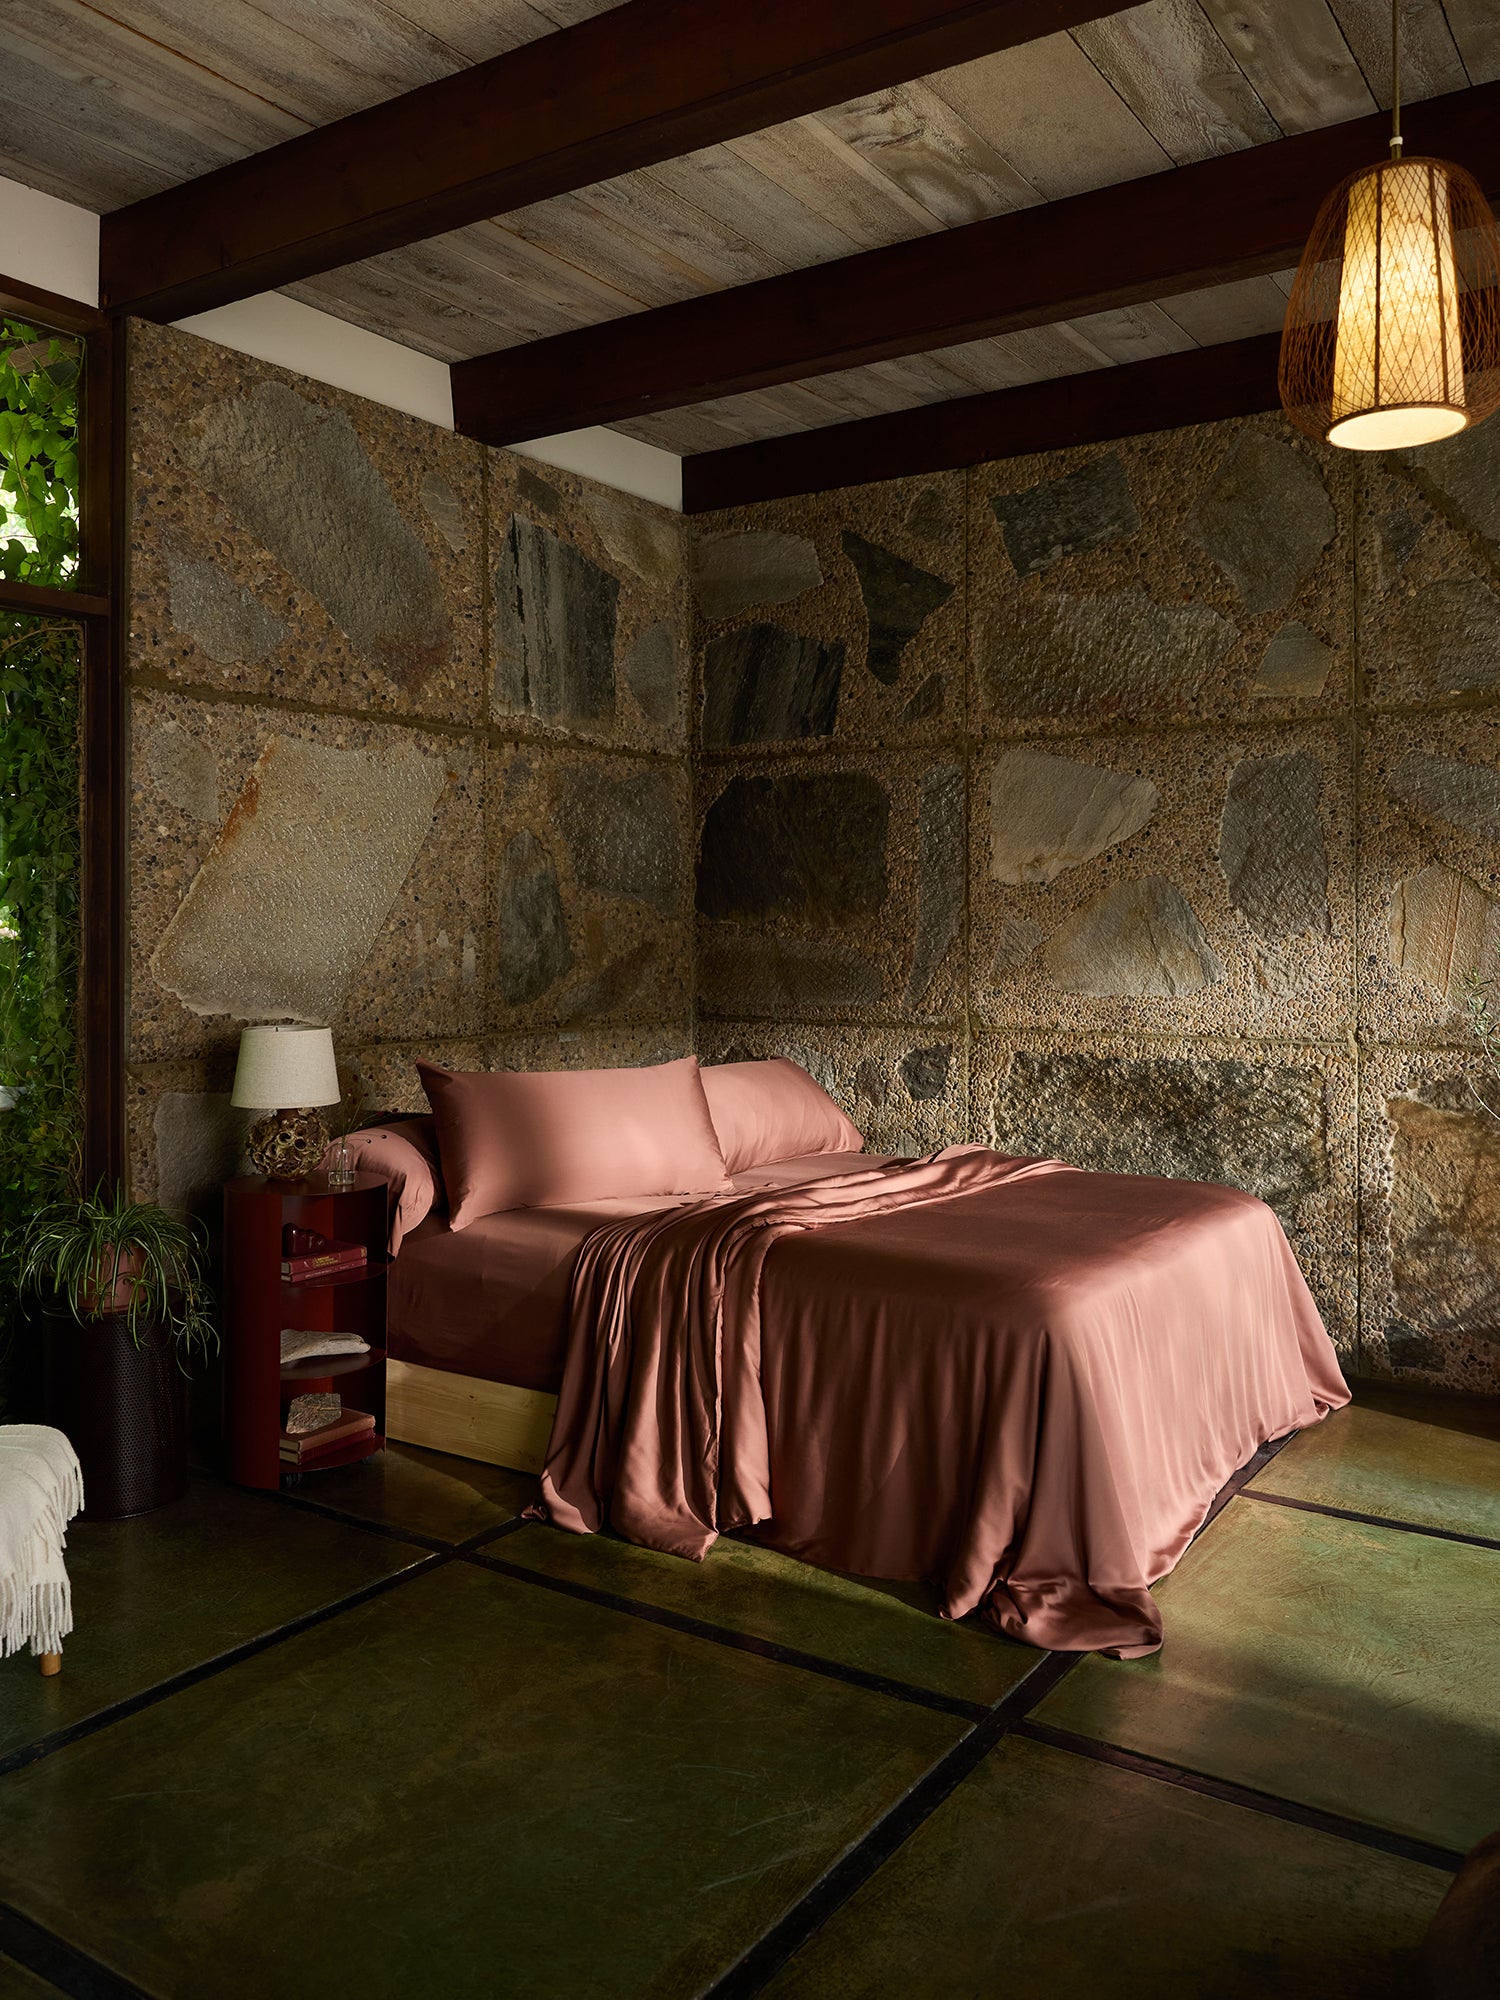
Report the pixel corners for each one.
[0,1425,84,1658]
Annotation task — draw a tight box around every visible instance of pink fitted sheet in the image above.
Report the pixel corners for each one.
[387,1151,875,1392]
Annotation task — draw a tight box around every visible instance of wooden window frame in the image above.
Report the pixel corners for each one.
[0,273,125,1193]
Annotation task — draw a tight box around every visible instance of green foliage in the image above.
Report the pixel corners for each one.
[0,314,86,1407]
[0,319,81,586]
[0,613,82,1314]
[20,1186,218,1363]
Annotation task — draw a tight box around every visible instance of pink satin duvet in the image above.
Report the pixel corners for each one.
[539,1147,1349,1656]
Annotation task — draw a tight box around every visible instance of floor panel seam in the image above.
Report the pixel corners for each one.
[1241,1486,1500,1552]
[1014,1721,1465,1875]
[0,1554,446,1782]
[0,1897,156,1999]
[701,1648,1085,2000]
[464,1548,992,1723]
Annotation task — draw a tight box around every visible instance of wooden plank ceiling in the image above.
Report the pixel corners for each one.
[1,0,1496,458]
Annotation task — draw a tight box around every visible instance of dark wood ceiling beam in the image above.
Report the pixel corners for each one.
[452,80,1500,446]
[98,0,1136,323]
[679,332,1284,511]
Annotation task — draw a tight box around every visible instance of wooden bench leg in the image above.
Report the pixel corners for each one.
[38,1652,61,1677]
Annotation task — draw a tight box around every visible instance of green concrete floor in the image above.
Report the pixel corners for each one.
[0,1388,1494,1999]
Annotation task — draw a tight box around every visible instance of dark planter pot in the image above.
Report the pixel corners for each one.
[50,1312,189,1520]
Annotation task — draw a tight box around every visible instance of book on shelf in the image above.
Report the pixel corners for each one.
[279,1409,377,1462]
[282,1237,367,1283]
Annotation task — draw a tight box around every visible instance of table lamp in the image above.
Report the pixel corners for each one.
[231,1024,341,1182]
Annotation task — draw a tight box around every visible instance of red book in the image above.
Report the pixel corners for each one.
[282,1239,367,1282]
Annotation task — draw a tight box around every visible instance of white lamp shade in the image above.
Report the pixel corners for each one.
[231,1025,341,1110]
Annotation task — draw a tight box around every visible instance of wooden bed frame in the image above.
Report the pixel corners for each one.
[386,1358,556,1475]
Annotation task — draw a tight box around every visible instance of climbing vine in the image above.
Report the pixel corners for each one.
[0,318,84,1404]
[0,320,81,583]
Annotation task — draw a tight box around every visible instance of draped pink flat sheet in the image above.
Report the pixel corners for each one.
[539,1147,1349,1657]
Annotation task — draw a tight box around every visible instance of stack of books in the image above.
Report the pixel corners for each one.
[279,1406,377,1468]
[282,1235,367,1284]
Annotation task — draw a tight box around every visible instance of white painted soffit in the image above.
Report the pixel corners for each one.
[0,172,683,510]
[0,174,99,305]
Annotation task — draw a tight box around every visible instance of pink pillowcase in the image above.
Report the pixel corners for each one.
[700,1058,864,1175]
[337,1118,444,1255]
[418,1056,733,1231]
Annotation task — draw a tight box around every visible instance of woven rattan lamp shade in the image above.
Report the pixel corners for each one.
[1279,155,1500,451]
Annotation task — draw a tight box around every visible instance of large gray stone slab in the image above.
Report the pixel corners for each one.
[692,530,822,621]
[622,622,680,730]
[1386,1081,1500,1377]
[903,484,959,545]
[904,763,963,1008]
[978,586,1236,719]
[151,734,446,1022]
[988,914,1046,981]
[902,672,946,723]
[990,1051,1329,1214]
[554,941,656,1022]
[184,381,451,687]
[1219,749,1331,942]
[697,773,889,923]
[419,471,469,554]
[989,452,1140,577]
[900,1043,951,1101]
[1253,622,1333,698]
[165,551,287,667]
[1044,877,1222,998]
[557,764,681,913]
[1187,432,1336,615]
[840,532,954,683]
[493,515,619,725]
[583,490,681,586]
[1388,863,1500,1003]
[702,624,843,746]
[144,717,220,823]
[152,1091,250,1217]
[1400,577,1500,695]
[1388,751,1500,843]
[989,747,1158,885]
[498,831,572,1006]
[697,931,883,1013]
[1398,421,1500,553]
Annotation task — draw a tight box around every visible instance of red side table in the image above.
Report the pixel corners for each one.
[224,1173,389,1491]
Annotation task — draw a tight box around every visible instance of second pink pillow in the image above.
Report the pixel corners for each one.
[700,1058,865,1174]
[418,1056,733,1231]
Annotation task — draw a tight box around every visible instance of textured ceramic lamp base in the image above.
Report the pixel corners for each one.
[247,1108,330,1182]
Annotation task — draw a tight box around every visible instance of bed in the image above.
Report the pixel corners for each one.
[355,1057,1348,1657]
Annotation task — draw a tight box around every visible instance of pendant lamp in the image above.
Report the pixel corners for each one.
[1278,0,1500,452]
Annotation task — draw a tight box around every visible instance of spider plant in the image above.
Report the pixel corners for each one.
[20,1186,218,1362]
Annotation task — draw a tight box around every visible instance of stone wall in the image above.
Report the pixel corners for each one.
[125,315,1500,1395]
[127,321,692,1218]
[690,411,1500,1396]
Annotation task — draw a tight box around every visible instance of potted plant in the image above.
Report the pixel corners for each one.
[21,1188,217,1519]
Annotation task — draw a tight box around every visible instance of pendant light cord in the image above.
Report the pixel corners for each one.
[1390,0,1403,158]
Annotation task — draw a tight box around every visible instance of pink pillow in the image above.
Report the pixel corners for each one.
[337,1119,444,1255]
[700,1058,864,1175]
[418,1057,733,1231]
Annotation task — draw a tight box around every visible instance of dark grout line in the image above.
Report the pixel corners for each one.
[242,1481,451,1556]
[0,1896,162,1998]
[465,1547,992,1723]
[457,1513,532,1552]
[1191,1430,1299,1543]
[1015,1721,1466,1876]
[702,1649,1084,2000]
[1240,1486,1500,1553]
[0,1555,444,1783]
